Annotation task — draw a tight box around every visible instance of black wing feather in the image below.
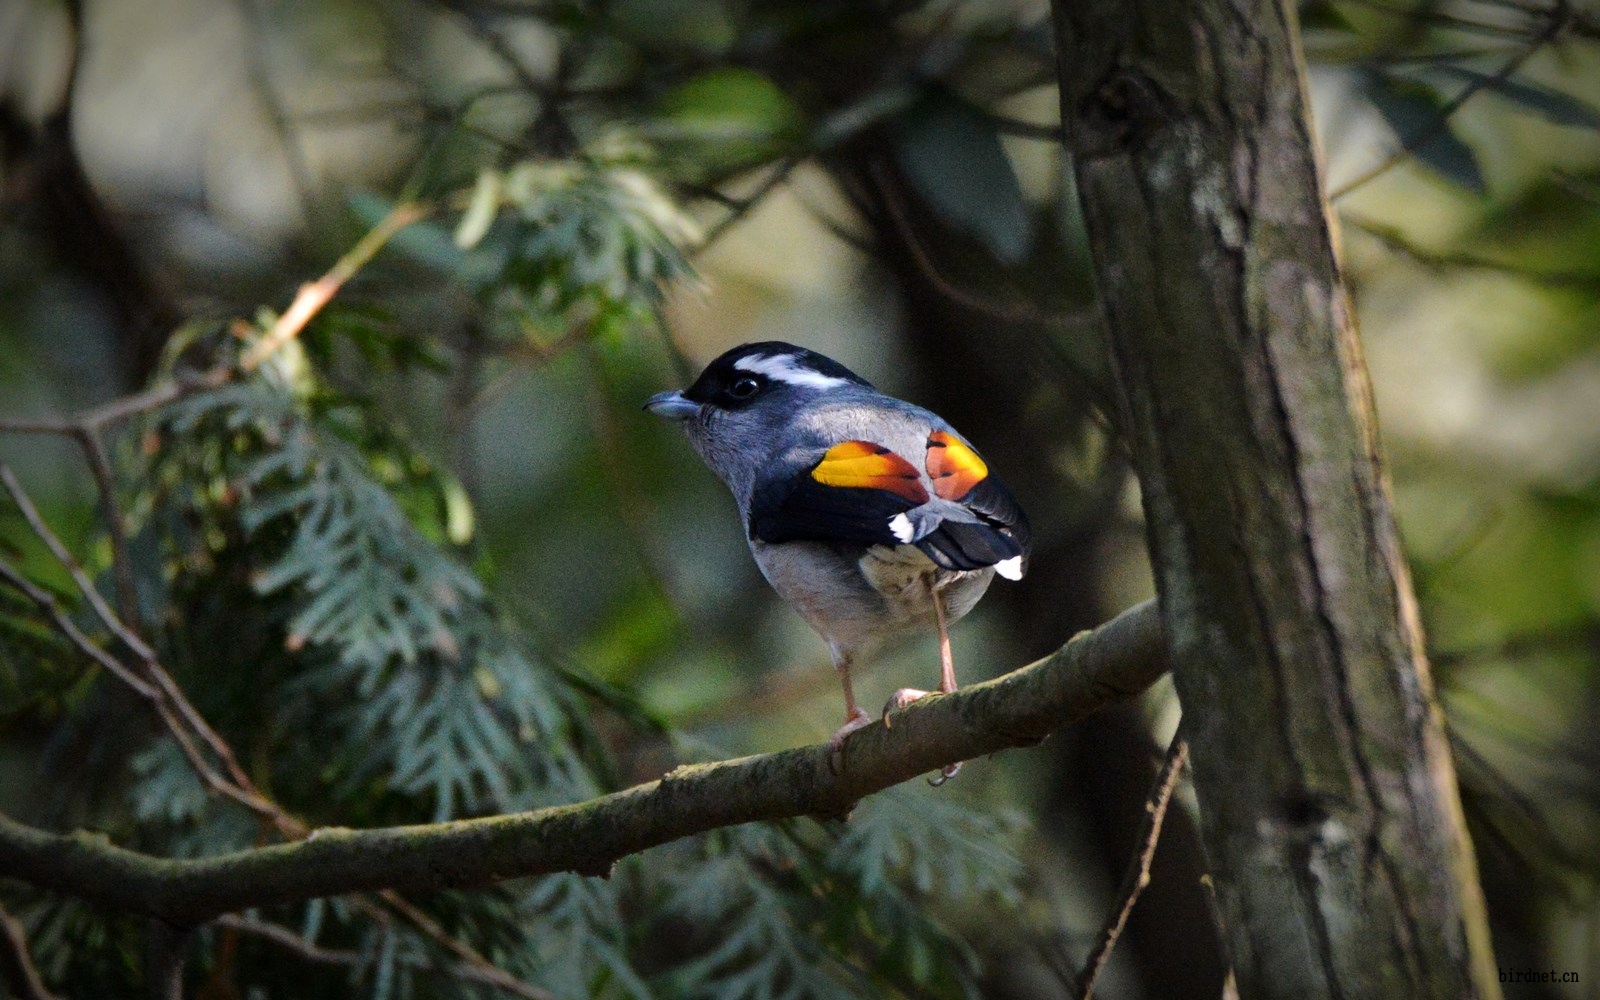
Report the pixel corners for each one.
[915,521,1023,572]
[748,473,915,546]
[962,475,1031,554]
[914,474,1032,572]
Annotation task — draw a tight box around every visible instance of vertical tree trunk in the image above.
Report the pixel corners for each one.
[1049,1,1499,997]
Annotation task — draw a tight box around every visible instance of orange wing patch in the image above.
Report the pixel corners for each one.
[926,431,988,500]
[810,441,929,503]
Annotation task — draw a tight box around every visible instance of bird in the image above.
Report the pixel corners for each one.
[645,341,1030,781]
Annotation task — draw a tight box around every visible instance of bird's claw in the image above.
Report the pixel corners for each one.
[880,688,932,728]
[927,761,963,786]
[827,708,873,774]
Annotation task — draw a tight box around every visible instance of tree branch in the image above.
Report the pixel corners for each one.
[213,915,558,999]
[0,902,61,1000]
[1075,733,1188,1000]
[0,599,1165,927]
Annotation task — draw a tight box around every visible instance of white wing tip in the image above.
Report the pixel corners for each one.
[994,555,1024,581]
[888,513,915,543]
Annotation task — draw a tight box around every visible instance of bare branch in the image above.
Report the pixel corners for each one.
[0,599,1167,926]
[146,921,192,1000]
[870,160,1101,336]
[1330,3,1571,200]
[1344,212,1600,289]
[215,914,558,999]
[0,369,228,437]
[0,902,61,1000]
[0,556,159,701]
[698,158,803,249]
[1,464,157,663]
[1075,733,1189,1000]
[77,427,140,624]
[239,201,429,371]
[372,894,558,1000]
[237,0,320,223]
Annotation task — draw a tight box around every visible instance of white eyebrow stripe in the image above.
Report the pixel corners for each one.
[733,354,851,390]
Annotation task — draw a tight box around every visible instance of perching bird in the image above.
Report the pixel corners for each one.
[646,342,1030,780]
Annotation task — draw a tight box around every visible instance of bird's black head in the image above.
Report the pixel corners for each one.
[680,342,874,411]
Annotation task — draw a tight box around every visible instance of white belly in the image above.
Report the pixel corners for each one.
[750,539,995,659]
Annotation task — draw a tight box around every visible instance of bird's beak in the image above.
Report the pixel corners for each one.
[644,390,701,422]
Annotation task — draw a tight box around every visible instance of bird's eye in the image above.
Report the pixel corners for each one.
[729,378,761,400]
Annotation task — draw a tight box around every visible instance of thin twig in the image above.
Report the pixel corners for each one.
[463,320,595,419]
[986,112,1064,141]
[580,349,686,609]
[698,157,803,249]
[2,464,157,663]
[1329,2,1571,199]
[77,427,140,624]
[1344,212,1600,288]
[0,901,62,1000]
[871,160,1100,334]
[429,0,553,98]
[238,201,429,371]
[237,0,320,223]
[57,0,85,117]
[146,921,192,1000]
[1075,733,1189,1000]
[372,893,558,1000]
[0,556,159,700]
[215,914,558,999]
[1338,0,1548,41]
[0,371,226,437]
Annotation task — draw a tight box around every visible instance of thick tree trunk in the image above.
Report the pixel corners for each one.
[1049,1,1500,997]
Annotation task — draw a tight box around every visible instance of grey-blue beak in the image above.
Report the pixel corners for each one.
[644,390,701,422]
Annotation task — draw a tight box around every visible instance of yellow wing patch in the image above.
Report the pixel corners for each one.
[810,441,929,503]
[926,431,988,500]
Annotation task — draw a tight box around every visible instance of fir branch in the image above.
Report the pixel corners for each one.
[2,461,548,995]
[0,599,1166,927]
[0,463,285,825]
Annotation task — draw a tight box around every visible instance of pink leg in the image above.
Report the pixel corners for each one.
[827,650,871,773]
[882,583,962,781]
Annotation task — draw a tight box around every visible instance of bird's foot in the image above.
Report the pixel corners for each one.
[928,761,963,786]
[827,708,873,775]
[880,687,933,728]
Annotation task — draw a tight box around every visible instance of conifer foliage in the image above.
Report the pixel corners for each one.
[0,147,1030,998]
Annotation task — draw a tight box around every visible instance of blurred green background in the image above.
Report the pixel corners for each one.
[2,0,1599,997]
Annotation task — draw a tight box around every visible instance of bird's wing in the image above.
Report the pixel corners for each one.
[748,433,1032,581]
[916,431,1031,577]
[748,440,927,547]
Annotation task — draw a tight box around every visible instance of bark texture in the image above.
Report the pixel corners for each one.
[1050,1,1498,997]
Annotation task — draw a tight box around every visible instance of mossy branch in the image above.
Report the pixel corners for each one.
[0,600,1164,927]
